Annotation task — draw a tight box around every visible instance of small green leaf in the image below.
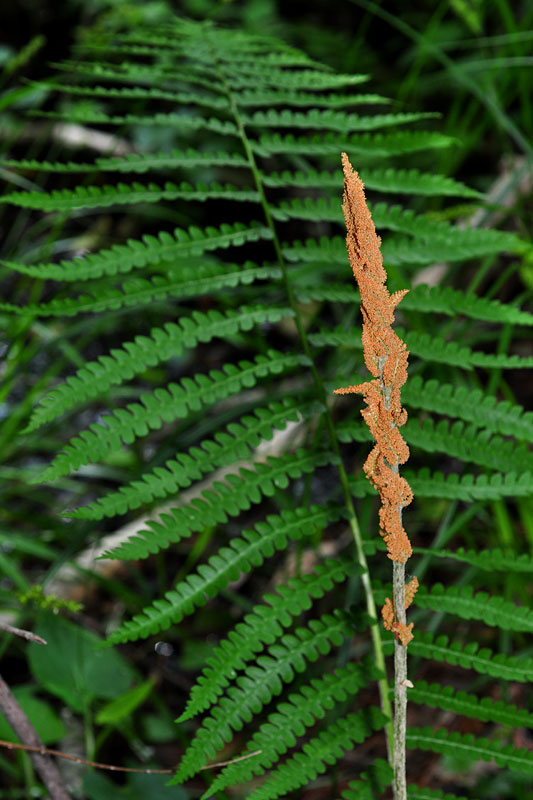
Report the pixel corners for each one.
[95,678,155,725]
[28,614,134,712]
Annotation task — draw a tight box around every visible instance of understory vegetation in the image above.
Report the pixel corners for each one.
[0,1,531,799]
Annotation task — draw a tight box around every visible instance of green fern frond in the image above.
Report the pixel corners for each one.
[213,707,388,800]
[26,305,290,431]
[225,68,370,90]
[253,130,456,158]
[204,660,380,795]
[415,584,533,632]
[406,468,533,501]
[415,546,533,573]
[285,229,522,269]
[1,181,260,212]
[105,509,343,644]
[402,418,533,473]
[235,89,391,108]
[333,759,394,800]
[1,222,271,281]
[1,149,250,174]
[243,109,436,132]
[179,558,360,723]
[276,199,453,234]
[31,106,238,134]
[406,727,533,774]
[35,351,306,481]
[262,167,480,197]
[72,445,333,531]
[1,267,283,318]
[296,281,531,330]
[70,400,316,521]
[382,232,525,266]
[95,44,325,71]
[402,284,533,325]
[49,59,226,92]
[34,80,231,111]
[315,326,533,370]
[174,611,358,782]
[338,416,533,473]
[407,681,533,728]
[384,631,533,682]
[401,376,533,441]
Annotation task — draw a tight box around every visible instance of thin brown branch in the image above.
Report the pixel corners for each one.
[0,738,262,775]
[0,674,71,800]
[0,621,47,644]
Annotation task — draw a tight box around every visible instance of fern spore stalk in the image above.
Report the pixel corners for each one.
[335,153,418,799]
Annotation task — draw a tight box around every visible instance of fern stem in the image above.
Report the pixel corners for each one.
[211,49,394,758]
[393,562,407,800]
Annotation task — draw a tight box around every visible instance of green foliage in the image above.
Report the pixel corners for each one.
[27,614,134,713]
[1,8,531,800]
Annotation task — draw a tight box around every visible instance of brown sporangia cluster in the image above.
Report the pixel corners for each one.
[382,576,419,646]
[335,153,417,642]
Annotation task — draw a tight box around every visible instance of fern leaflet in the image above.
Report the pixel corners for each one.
[179,558,361,722]
[406,727,533,774]
[106,517,342,642]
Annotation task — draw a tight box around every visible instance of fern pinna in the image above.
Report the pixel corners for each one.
[2,15,532,799]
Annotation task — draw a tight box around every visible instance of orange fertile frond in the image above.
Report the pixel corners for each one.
[337,153,413,565]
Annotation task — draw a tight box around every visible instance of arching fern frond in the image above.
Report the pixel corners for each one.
[215,707,388,800]
[347,469,527,503]
[402,418,533,473]
[1,149,250,173]
[179,558,360,723]
[316,326,533,370]
[253,130,455,158]
[339,416,533,473]
[402,283,533,325]
[35,81,231,111]
[406,727,533,774]
[415,546,533,573]
[2,221,272,281]
[204,660,380,795]
[106,510,344,644]
[69,403,313,520]
[340,760,393,800]
[31,108,238,135]
[285,228,522,269]
[71,446,335,528]
[235,89,391,108]
[1,268,283,318]
[384,631,533,682]
[262,167,480,197]
[296,282,533,329]
[26,304,290,431]
[174,611,358,782]
[401,376,533,441]
[413,583,533,632]
[407,681,533,728]
[2,181,260,212]
[36,350,306,481]
[242,109,437,132]
[224,68,370,90]
[407,468,533,501]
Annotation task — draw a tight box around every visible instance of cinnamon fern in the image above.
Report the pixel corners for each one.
[2,14,532,799]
